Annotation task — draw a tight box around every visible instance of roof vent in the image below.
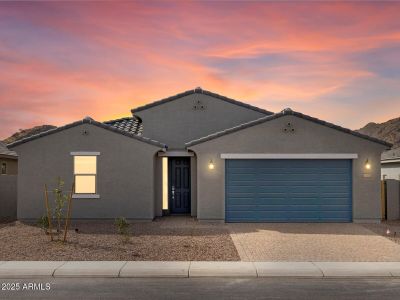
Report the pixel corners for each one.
[84,116,93,121]
[194,86,203,93]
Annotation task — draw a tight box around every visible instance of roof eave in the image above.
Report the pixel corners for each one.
[8,117,166,149]
[131,88,274,115]
[0,154,18,159]
[185,109,392,148]
[381,159,400,164]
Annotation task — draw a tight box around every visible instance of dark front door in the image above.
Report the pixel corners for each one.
[169,157,191,214]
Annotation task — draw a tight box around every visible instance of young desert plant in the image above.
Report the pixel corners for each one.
[115,217,130,242]
[53,177,68,236]
[37,215,49,234]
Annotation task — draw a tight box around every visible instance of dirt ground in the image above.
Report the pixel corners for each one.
[0,217,239,261]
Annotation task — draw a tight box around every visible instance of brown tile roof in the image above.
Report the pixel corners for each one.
[104,116,143,135]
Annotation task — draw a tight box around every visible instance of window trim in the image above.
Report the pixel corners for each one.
[71,152,100,197]
[70,151,100,156]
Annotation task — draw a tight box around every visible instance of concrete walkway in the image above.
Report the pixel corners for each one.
[1,261,400,278]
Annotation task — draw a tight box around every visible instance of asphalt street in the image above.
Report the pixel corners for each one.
[1,277,400,300]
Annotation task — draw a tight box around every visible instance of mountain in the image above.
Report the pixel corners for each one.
[357,117,400,149]
[3,125,56,145]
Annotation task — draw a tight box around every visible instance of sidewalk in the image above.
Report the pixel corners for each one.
[1,261,400,278]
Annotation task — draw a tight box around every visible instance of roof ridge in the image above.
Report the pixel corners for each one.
[8,117,166,149]
[131,88,274,115]
[185,108,392,148]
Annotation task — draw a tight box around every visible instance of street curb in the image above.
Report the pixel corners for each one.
[0,261,400,278]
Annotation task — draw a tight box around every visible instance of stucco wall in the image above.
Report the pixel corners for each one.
[12,123,161,220]
[0,175,17,220]
[189,115,387,222]
[135,93,266,149]
[0,157,18,175]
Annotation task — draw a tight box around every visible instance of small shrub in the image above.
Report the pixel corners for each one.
[53,177,68,236]
[37,215,49,233]
[115,217,130,242]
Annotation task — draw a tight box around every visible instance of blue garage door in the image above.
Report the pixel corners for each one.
[225,159,352,222]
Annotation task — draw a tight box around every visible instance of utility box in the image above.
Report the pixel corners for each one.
[386,179,400,220]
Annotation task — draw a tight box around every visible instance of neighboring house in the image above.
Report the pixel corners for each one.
[0,141,18,175]
[381,148,400,180]
[8,88,391,223]
[0,141,18,220]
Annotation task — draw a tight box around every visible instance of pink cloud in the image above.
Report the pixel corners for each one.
[1,2,400,138]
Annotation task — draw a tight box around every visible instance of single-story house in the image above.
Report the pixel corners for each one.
[8,88,391,223]
[381,148,400,180]
[0,141,18,220]
[0,141,18,175]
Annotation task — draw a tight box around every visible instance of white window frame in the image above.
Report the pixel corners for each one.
[71,152,100,199]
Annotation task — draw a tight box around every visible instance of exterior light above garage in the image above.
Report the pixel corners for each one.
[365,159,371,170]
[208,160,215,170]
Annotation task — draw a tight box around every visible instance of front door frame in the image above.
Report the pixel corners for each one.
[168,157,191,214]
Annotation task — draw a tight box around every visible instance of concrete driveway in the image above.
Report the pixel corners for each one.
[228,223,400,261]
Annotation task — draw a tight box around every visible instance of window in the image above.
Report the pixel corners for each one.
[1,162,6,175]
[74,155,97,194]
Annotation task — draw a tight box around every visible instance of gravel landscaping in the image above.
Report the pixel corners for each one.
[362,221,400,246]
[0,217,239,261]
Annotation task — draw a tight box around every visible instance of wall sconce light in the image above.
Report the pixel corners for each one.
[365,159,371,170]
[208,160,215,170]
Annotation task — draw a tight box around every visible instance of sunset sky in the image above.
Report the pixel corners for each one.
[1,1,400,139]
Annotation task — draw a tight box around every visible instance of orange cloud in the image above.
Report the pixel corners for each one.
[1,2,400,138]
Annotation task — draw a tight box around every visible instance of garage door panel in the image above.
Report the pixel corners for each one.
[228,186,257,193]
[227,173,258,180]
[226,159,352,222]
[319,211,352,220]
[320,205,352,212]
[257,210,320,220]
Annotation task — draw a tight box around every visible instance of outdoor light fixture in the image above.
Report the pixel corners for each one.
[208,160,215,170]
[386,228,391,235]
[365,159,371,170]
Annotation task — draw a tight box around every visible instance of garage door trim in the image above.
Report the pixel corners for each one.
[221,153,358,159]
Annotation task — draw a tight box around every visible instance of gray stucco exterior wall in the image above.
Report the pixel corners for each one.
[0,175,17,220]
[12,123,161,220]
[135,93,266,149]
[189,115,387,222]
